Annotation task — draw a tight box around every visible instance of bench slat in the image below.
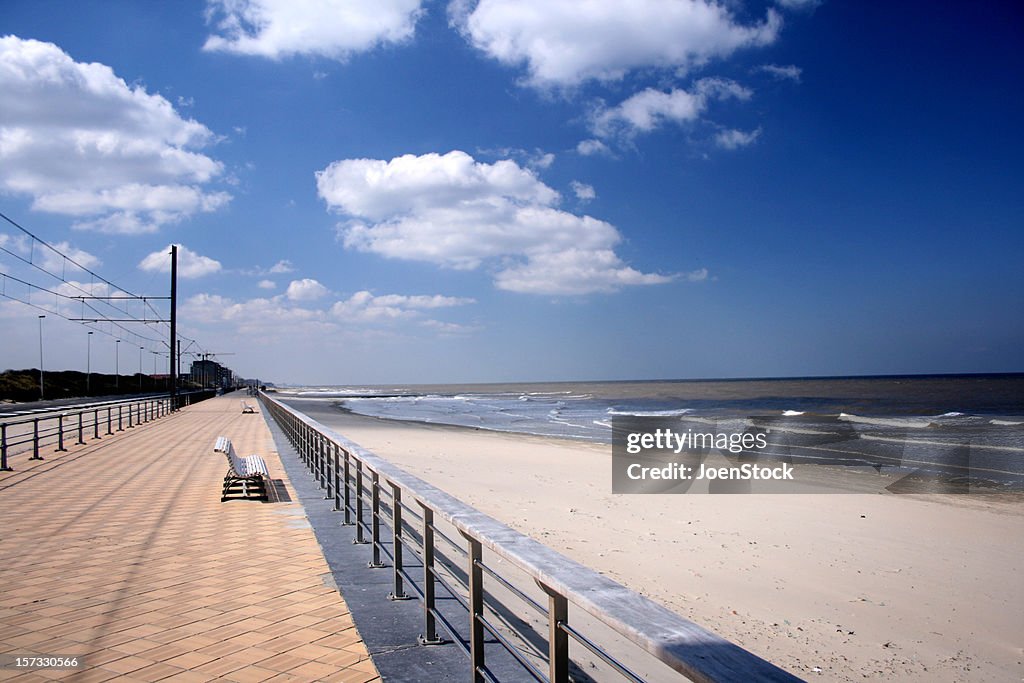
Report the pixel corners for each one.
[214,436,269,501]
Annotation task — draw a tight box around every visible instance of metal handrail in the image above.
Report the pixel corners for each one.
[0,390,216,471]
[261,392,804,683]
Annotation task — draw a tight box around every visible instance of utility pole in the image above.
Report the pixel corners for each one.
[86,330,93,395]
[115,340,120,390]
[169,245,178,410]
[38,315,45,400]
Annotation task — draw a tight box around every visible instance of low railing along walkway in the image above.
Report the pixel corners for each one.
[261,392,803,683]
[0,391,215,471]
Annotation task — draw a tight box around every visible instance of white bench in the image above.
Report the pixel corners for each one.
[215,436,269,501]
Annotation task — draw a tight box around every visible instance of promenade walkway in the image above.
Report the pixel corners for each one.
[0,395,380,683]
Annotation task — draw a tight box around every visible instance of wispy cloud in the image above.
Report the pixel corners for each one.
[591,78,752,140]
[570,181,596,202]
[182,288,474,336]
[576,139,612,157]
[714,128,762,150]
[757,63,802,82]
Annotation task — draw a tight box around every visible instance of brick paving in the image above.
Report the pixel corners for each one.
[0,395,380,683]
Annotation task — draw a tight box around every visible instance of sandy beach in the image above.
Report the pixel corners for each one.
[283,397,1024,682]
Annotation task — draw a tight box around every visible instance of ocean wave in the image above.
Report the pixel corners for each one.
[606,408,694,417]
[990,419,1024,426]
[782,410,805,416]
[839,413,936,429]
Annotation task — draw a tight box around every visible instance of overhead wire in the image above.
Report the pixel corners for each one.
[0,210,211,361]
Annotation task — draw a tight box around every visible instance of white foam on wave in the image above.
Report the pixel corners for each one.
[782,410,805,416]
[990,419,1024,426]
[839,413,935,429]
[606,408,694,417]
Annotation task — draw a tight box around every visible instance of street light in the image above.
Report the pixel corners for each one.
[38,315,45,400]
[86,330,94,395]
[151,351,162,389]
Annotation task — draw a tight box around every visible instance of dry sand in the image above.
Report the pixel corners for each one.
[287,398,1024,682]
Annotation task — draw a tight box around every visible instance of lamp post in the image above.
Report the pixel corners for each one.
[38,315,45,400]
[115,340,120,390]
[86,330,94,395]
[139,346,144,391]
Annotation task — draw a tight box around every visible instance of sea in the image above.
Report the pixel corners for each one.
[274,374,1024,490]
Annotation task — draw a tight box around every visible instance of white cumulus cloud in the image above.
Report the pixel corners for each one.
[592,77,752,139]
[0,36,230,234]
[138,244,222,279]
[204,0,424,60]
[451,0,781,87]
[285,278,329,301]
[316,150,673,295]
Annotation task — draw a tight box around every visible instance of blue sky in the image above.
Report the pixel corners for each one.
[0,0,1021,385]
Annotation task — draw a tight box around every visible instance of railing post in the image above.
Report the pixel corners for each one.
[93,409,100,440]
[302,425,310,469]
[106,407,113,435]
[118,405,123,431]
[315,432,323,491]
[77,413,85,445]
[388,484,411,600]
[330,443,339,510]
[342,450,353,525]
[464,535,486,682]
[56,414,67,452]
[367,471,384,568]
[354,461,367,544]
[539,582,570,683]
[1,423,11,471]
[30,418,43,460]
[127,403,134,428]
[418,505,442,644]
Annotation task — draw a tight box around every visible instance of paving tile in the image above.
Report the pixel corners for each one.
[130,661,188,681]
[221,664,282,683]
[0,396,379,683]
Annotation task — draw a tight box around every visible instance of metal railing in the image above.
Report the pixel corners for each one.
[261,392,802,683]
[0,390,216,471]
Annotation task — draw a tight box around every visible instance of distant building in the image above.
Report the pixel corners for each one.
[189,360,234,389]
